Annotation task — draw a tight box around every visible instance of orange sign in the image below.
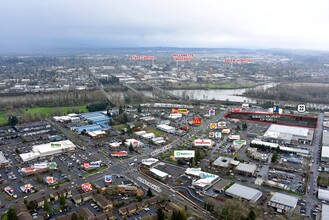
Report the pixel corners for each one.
[193,118,202,125]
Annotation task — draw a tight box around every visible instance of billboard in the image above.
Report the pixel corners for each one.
[229,135,240,140]
[209,132,215,138]
[209,109,216,116]
[194,139,212,147]
[82,183,92,192]
[111,151,128,157]
[215,132,222,139]
[24,167,36,172]
[34,163,48,169]
[89,161,101,168]
[222,129,231,134]
[83,162,90,169]
[233,140,247,145]
[174,150,195,158]
[104,175,112,183]
[210,123,217,129]
[218,121,226,128]
[50,143,61,148]
[193,118,202,125]
[46,177,54,184]
[172,108,189,115]
[200,173,217,179]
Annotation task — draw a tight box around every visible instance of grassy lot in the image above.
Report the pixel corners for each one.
[83,166,107,177]
[23,105,87,117]
[0,112,6,125]
[318,175,329,186]
[113,124,127,131]
[145,127,165,136]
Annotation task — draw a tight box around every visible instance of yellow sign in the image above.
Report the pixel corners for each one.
[210,123,217,129]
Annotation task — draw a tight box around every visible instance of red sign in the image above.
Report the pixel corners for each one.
[83,162,90,168]
[193,118,202,125]
[25,167,36,171]
[130,56,156,60]
[224,59,252,63]
[173,54,194,61]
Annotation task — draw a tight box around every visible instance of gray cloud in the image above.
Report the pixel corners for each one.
[1,0,328,52]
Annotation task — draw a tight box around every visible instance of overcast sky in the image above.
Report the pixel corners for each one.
[1,0,329,52]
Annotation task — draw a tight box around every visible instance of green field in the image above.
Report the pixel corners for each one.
[0,113,6,125]
[23,105,87,117]
[145,128,165,136]
[113,124,127,131]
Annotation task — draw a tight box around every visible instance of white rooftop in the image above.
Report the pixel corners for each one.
[235,163,257,173]
[318,189,329,201]
[225,183,262,203]
[265,124,309,137]
[150,168,169,178]
[270,192,298,208]
[322,146,329,158]
[322,204,329,220]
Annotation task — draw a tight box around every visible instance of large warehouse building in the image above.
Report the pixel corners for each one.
[156,124,175,133]
[263,124,313,145]
[20,140,76,162]
[321,131,329,162]
[225,183,262,203]
[268,192,298,213]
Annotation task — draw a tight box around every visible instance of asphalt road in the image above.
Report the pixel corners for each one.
[305,113,323,218]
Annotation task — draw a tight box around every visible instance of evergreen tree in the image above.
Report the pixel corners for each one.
[8,116,18,126]
[147,187,153,197]
[59,194,66,207]
[247,209,256,220]
[137,104,142,113]
[7,208,18,220]
[119,105,124,115]
[157,207,166,220]
[43,200,51,212]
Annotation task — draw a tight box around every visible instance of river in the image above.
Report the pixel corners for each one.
[142,82,329,110]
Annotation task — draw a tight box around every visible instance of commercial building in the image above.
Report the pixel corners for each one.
[235,163,257,176]
[134,131,147,136]
[141,158,159,167]
[263,124,313,145]
[185,168,219,191]
[318,189,329,201]
[268,192,298,213]
[321,146,329,162]
[156,124,175,133]
[124,139,143,147]
[142,133,155,139]
[212,156,240,168]
[225,183,262,203]
[19,140,76,162]
[250,140,309,156]
[149,168,169,181]
[322,204,329,220]
[87,130,107,139]
[16,121,52,136]
[151,137,166,145]
[0,151,9,168]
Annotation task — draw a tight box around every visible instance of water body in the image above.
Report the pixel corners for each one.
[142,82,329,109]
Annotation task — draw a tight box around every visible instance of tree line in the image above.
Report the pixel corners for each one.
[244,83,329,104]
